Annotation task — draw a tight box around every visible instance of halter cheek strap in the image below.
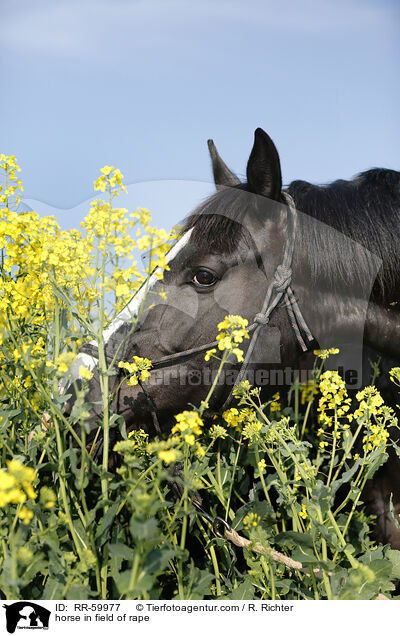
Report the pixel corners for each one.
[219,191,314,409]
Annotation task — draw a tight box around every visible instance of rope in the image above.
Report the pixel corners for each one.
[273,264,292,293]
[224,527,325,579]
[225,528,390,601]
[223,527,390,599]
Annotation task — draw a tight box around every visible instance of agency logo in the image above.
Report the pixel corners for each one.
[3,602,50,634]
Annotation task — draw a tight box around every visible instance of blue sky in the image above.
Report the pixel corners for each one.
[0,0,399,231]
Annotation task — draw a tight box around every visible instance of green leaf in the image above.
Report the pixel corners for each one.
[95,502,120,547]
[22,556,49,582]
[330,462,359,494]
[364,451,388,480]
[175,563,215,600]
[389,495,400,533]
[66,584,94,599]
[231,578,255,600]
[43,574,66,600]
[144,548,176,575]
[387,549,400,578]
[129,517,159,541]
[274,531,314,549]
[108,542,134,561]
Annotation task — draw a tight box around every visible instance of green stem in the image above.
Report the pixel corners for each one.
[250,397,311,489]
[333,457,366,517]
[53,418,84,557]
[331,420,364,484]
[316,506,332,599]
[98,184,113,503]
[339,472,370,542]
[327,410,338,486]
[327,510,358,568]
[177,446,189,599]
[309,569,320,600]
[300,360,324,439]
[128,549,141,596]
[225,437,242,522]
[209,545,222,597]
[199,350,230,416]
[294,376,299,433]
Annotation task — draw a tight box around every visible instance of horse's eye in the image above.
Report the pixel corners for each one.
[193,269,218,287]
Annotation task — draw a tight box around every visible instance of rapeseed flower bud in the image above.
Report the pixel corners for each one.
[119,356,152,386]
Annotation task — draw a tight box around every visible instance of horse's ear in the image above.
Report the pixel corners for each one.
[246,128,282,200]
[207,139,241,189]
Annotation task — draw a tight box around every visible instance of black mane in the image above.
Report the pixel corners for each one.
[289,168,400,298]
[185,168,400,301]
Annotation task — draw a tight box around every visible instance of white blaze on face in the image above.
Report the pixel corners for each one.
[67,229,194,384]
[101,228,193,345]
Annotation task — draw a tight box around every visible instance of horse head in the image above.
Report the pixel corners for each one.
[69,129,400,453]
[69,130,319,442]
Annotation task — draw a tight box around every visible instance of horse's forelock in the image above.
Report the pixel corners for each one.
[184,184,265,254]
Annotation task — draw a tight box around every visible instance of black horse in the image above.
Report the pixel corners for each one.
[72,128,400,546]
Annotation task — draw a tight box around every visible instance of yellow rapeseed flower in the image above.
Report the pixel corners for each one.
[298,504,308,519]
[196,444,206,458]
[7,459,37,485]
[119,356,152,386]
[215,315,249,361]
[222,407,256,431]
[40,486,57,509]
[56,352,77,376]
[243,512,261,530]
[209,424,228,439]
[354,386,384,419]
[171,410,203,436]
[389,367,400,386]
[18,506,34,524]
[115,282,130,297]
[269,392,281,412]
[317,370,351,431]
[257,458,267,474]
[0,460,37,508]
[242,419,263,442]
[313,348,340,359]
[204,348,217,362]
[79,366,93,381]
[158,450,178,464]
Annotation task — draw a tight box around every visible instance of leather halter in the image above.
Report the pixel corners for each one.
[146,192,313,371]
[82,192,314,419]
